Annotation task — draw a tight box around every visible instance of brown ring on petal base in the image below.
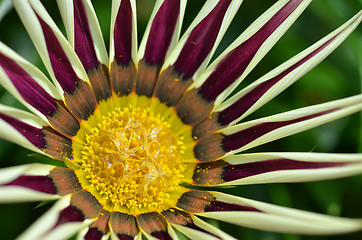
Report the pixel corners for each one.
[192,112,222,140]
[84,210,110,240]
[42,127,74,161]
[176,88,215,127]
[109,212,139,240]
[109,61,137,96]
[49,167,82,195]
[163,208,220,239]
[153,66,193,106]
[192,160,225,186]
[87,64,112,102]
[193,133,225,161]
[63,80,98,121]
[70,190,102,219]
[137,212,172,240]
[135,60,161,97]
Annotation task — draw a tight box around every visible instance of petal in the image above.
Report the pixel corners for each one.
[0,106,77,161]
[17,196,92,240]
[83,210,110,240]
[109,212,139,240]
[0,43,81,138]
[194,94,362,161]
[57,0,111,102]
[154,0,243,106]
[192,153,362,186]
[175,0,312,127]
[163,208,236,240]
[136,212,172,240]
[109,0,137,95]
[57,0,108,68]
[194,0,311,104]
[176,190,259,214]
[13,0,99,122]
[197,192,362,235]
[135,0,186,97]
[193,10,362,137]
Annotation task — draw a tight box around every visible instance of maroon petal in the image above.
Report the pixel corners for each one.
[0,52,81,138]
[84,210,110,240]
[73,0,111,102]
[176,190,260,213]
[73,0,99,70]
[198,0,303,102]
[154,0,233,106]
[136,0,181,97]
[143,0,180,66]
[192,159,354,186]
[113,0,133,66]
[36,13,98,121]
[162,208,221,239]
[109,212,139,240]
[194,108,338,161]
[5,175,57,194]
[137,212,172,240]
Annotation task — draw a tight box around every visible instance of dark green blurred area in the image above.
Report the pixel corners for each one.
[0,0,361,239]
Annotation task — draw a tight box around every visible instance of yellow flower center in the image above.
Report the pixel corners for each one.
[71,95,195,214]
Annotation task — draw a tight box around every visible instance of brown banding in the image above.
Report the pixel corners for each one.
[70,190,102,219]
[153,66,193,106]
[109,61,137,96]
[192,112,221,140]
[109,212,139,239]
[87,64,112,102]
[135,60,160,97]
[193,133,225,161]
[49,167,82,195]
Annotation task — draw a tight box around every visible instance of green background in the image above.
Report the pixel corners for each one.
[0,0,361,239]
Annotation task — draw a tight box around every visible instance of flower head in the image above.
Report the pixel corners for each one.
[0,0,362,239]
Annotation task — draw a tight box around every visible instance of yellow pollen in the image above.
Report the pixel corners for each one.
[78,105,186,212]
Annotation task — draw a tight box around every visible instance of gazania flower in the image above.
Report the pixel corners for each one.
[0,0,362,239]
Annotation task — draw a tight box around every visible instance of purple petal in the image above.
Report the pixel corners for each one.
[36,13,81,94]
[198,0,303,101]
[114,0,133,65]
[0,113,46,149]
[218,37,337,126]
[222,109,337,153]
[5,175,57,194]
[73,0,99,70]
[0,52,57,117]
[173,0,232,79]
[143,0,180,65]
[222,159,351,182]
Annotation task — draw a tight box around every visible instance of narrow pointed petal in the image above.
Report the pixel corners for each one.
[109,0,138,95]
[109,212,139,240]
[194,95,362,161]
[154,0,243,106]
[0,43,81,138]
[136,0,186,96]
[0,106,76,160]
[175,0,312,127]
[137,212,172,240]
[194,10,362,135]
[195,0,311,105]
[84,210,110,240]
[176,190,259,214]
[0,163,59,203]
[17,196,91,240]
[192,153,362,186]
[163,208,236,240]
[57,0,111,102]
[13,0,99,122]
[197,192,362,235]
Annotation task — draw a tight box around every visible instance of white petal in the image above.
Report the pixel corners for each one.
[0,163,55,185]
[197,192,362,235]
[0,186,59,203]
[0,104,47,153]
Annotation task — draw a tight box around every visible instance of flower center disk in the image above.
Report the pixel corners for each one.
[74,99,191,214]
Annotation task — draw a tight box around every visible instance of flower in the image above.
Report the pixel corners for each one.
[0,0,362,239]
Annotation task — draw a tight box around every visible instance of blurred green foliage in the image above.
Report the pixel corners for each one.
[0,0,361,239]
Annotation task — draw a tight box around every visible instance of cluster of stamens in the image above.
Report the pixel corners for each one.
[79,106,185,211]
